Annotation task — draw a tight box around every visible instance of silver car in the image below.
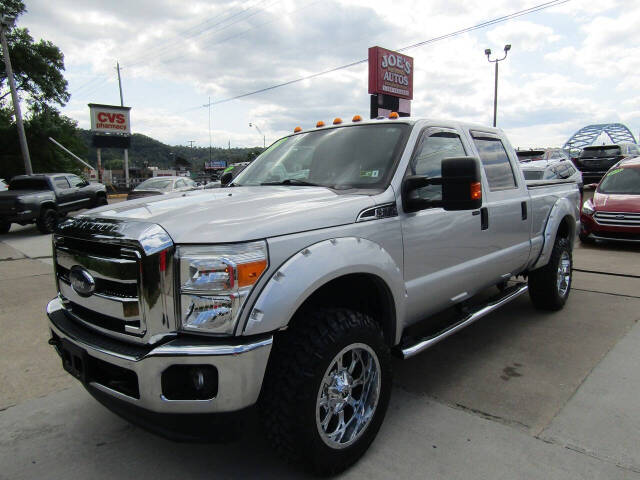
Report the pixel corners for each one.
[126,176,199,200]
[521,159,583,191]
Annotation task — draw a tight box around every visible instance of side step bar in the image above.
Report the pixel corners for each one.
[400,283,529,359]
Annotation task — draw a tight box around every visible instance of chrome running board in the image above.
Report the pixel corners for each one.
[400,283,529,359]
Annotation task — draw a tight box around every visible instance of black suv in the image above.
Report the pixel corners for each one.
[575,143,640,183]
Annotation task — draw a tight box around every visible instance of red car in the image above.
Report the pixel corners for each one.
[580,157,640,243]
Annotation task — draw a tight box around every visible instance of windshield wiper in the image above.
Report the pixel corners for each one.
[260,179,323,187]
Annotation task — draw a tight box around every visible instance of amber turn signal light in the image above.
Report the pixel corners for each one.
[352,115,362,122]
[333,118,342,125]
[470,182,482,201]
[294,126,302,133]
[237,259,268,288]
[316,121,325,128]
[389,112,399,119]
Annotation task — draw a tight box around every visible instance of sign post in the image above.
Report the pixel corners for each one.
[89,103,131,187]
[368,46,414,119]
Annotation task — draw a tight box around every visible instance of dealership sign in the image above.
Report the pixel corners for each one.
[89,103,131,135]
[368,46,413,100]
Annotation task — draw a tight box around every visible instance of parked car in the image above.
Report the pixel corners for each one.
[220,161,250,185]
[126,176,199,200]
[521,159,583,192]
[47,117,580,474]
[574,143,640,183]
[0,173,107,234]
[580,156,640,243]
[203,180,222,189]
[516,148,570,163]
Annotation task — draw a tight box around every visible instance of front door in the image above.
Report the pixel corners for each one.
[400,127,494,326]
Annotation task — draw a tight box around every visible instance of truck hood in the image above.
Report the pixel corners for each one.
[593,192,640,213]
[83,186,376,243]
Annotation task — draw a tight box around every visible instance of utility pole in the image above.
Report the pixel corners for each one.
[203,97,212,163]
[188,140,196,148]
[1,15,32,175]
[484,44,511,127]
[116,61,130,188]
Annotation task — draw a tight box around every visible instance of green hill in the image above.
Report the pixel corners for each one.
[79,130,264,171]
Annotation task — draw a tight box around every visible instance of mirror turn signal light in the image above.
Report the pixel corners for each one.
[470,182,482,200]
[294,126,302,133]
[389,112,399,119]
[316,121,325,128]
[352,115,362,122]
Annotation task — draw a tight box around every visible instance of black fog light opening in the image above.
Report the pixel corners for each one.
[161,365,218,400]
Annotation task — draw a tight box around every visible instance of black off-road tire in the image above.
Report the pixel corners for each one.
[528,236,572,311]
[0,219,10,234]
[36,208,57,234]
[260,308,392,475]
[95,193,108,207]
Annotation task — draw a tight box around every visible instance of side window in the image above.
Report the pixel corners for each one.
[53,176,70,189]
[67,175,85,187]
[472,137,517,190]
[410,131,466,201]
[175,179,186,189]
[630,145,640,155]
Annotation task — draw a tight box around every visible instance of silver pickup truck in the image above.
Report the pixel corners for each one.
[46,117,580,474]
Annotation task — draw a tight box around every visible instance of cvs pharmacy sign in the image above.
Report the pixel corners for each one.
[89,103,131,135]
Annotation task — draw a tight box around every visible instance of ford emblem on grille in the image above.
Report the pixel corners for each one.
[70,266,96,297]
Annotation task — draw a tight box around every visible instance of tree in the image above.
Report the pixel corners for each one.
[0,1,69,110]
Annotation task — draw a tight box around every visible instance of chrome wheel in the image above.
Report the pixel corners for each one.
[557,251,571,297]
[316,343,381,450]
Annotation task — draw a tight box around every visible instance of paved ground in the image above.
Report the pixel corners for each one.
[0,203,639,479]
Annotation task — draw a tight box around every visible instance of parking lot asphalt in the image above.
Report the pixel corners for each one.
[0,205,639,479]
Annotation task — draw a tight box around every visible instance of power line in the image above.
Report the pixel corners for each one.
[190,0,569,109]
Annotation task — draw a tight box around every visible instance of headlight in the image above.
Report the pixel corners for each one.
[178,241,268,335]
[582,200,594,216]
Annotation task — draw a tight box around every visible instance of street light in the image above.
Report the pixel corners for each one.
[1,14,32,174]
[249,122,265,148]
[485,44,511,128]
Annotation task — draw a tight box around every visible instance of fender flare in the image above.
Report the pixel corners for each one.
[531,197,579,270]
[242,237,405,344]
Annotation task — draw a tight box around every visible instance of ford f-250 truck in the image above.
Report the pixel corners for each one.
[46,117,580,474]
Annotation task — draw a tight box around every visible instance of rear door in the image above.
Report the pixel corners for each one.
[52,176,76,212]
[468,131,532,279]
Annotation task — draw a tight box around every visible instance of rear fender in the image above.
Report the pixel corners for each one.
[242,237,405,344]
[531,197,579,270]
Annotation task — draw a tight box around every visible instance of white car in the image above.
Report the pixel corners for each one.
[521,159,583,192]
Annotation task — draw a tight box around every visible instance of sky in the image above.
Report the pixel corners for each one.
[17,0,640,151]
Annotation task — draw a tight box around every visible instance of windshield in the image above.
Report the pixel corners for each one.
[517,151,545,162]
[9,178,51,191]
[581,146,620,158]
[598,167,640,194]
[233,124,409,189]
[135,178,174,191]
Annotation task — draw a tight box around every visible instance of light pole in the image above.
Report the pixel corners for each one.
[484,44,511,128]
[1,14,32,174]
[249,122,265,148]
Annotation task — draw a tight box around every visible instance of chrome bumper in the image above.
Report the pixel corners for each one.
[47,297,272,414]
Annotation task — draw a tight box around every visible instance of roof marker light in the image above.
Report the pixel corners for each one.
[316,121,325,128]
[352,115,362,122]
[294,126,302,133]
[333,117,342,125]
[389,112,399,119]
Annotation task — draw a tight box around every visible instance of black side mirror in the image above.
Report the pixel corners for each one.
[402,175,433,212]
[441,156,483,211]
[220,172,233,186]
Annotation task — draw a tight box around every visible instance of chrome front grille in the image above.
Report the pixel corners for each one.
[53,217,176,345]
[594,211,640,228]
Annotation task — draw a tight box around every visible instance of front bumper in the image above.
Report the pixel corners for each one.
[580,214,640,243]
[47,297,273,414]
